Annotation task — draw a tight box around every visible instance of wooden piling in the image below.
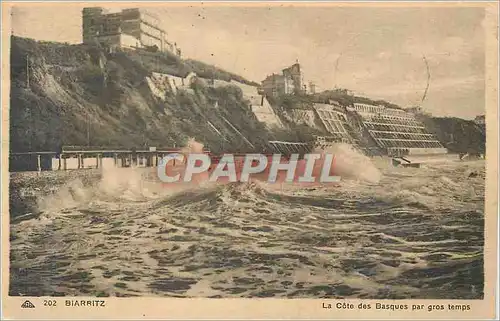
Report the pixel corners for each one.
[37,154,41,172]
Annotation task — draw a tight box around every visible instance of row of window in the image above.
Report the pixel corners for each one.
[324,120,348,135]
[140,22,163,39]
[140,12,160,28]
[376,139,443,148]
[369,131,436,140]
[365,115,421,126]
[315,135,345,142]
[352,104,385,114]
[387,147,446,156]
[353,104,409,117]
[364,123,427,134]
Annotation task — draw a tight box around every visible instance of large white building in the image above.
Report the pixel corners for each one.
[347,103,447,156]
[82,7,181,56]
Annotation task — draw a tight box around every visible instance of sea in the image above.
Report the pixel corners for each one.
[8,144,485,299]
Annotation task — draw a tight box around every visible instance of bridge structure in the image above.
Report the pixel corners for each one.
[9,146,211,172]
[10,141,324,172]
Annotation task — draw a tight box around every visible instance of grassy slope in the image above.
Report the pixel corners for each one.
[418,115,486,154]
[9,36,273,154]
[10,36,484,155]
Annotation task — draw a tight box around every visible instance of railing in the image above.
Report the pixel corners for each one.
[8,147,212,172]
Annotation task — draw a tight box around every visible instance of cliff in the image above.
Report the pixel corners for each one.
[9,36,485,156]
[9,36,289,154]
[417,115,486,154]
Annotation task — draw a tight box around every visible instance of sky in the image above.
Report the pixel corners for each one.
[9,4,486,119]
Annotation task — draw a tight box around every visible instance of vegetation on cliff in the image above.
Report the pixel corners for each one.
[418,115,486,154]
[10,36,272,153]
[10,36,485,156]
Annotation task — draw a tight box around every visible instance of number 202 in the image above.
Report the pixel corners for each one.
[43,300,56,306]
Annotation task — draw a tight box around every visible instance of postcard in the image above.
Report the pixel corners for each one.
[2,1,498,319]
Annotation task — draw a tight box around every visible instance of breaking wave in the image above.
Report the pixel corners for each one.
[9,140,484,299]
[316,143,382,184]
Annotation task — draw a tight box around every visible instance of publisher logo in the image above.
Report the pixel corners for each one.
[21,300,35,309]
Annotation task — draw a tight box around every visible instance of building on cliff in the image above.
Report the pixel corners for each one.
[308,82,317,94]
[261,61,303,97]
[347,103,447,156]
[82,7,181,56]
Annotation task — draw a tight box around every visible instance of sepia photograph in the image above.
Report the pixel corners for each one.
[2,1,498,319]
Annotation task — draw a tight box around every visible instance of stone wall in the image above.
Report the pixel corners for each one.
[251,96,283,128]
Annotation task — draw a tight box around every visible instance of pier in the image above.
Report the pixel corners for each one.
[9,146,210,172]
